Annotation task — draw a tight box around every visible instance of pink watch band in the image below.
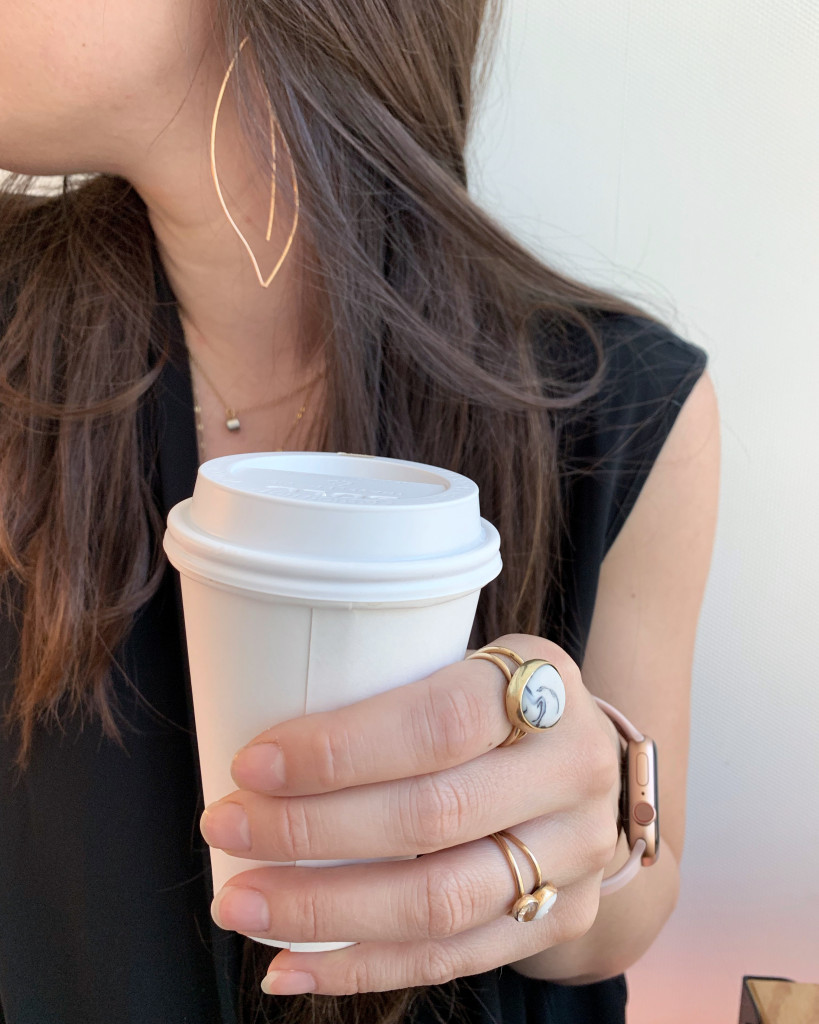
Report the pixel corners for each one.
[600,838,647,894]
[593,697,651,896]
[593,696,644,743]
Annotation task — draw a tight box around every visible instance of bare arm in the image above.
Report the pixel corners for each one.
[511,369,721,984]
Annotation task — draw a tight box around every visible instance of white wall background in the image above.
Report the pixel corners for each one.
[466,1,819,1022]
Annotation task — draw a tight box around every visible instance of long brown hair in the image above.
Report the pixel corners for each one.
[0,0,659,1020]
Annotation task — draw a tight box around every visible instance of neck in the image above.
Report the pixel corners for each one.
[122,53,323,397]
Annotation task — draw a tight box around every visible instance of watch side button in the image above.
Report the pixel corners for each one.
[636,752,650,786]
[633,802,655,825]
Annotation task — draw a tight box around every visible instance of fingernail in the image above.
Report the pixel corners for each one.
[261,970,317,995]
[212,887,270,933]
[232,742,286,792]
[201,802,251,851]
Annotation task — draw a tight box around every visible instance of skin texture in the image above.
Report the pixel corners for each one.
[2,1,721,994]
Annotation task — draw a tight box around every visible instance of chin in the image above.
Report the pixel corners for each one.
[0,150,65,181]
[0,127,100,182]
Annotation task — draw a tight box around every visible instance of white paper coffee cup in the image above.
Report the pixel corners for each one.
[164,452,501,952]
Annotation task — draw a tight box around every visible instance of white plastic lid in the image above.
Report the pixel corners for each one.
[163,452,502,603]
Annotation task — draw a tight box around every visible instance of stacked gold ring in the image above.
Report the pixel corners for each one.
[466,645,566,747]
[488,830,559,922]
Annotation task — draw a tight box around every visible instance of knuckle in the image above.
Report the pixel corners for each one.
[553,651,582,689]
[579,726,620,799]
[419,683,491,765]
[568,808,619,877]
[510,634,580,686]
[279,798,312,860]
[422,865,473,939]
[597,734,622,796]
[308,725,354,792]
[562,886,601,943]
[339,957,372,996]
[587,811,620,874]
[418,943,460,987]
[408,774,469,851]
[577,887,602,938]
[292,881,322,943]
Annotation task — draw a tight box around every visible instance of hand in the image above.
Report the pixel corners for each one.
[199,633,622,996]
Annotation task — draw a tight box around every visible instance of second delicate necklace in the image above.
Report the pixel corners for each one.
[188,351,324,464]
[187,347,325,434]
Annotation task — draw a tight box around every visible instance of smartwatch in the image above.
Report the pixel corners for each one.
[594,697,659,895]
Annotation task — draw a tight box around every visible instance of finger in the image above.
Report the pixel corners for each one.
[205,709,617,862]
[230,634,581,798]
[210,810,617,945]
[258,874,604,996]
[208,678,616,862]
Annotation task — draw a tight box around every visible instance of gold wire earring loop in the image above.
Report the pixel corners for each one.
[265,103,277,243]
[210,36,300,289]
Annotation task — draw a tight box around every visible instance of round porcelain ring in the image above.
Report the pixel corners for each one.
[507,660,566,733]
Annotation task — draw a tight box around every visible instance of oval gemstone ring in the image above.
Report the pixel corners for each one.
[467,646,566,746]
[507,659,566,734]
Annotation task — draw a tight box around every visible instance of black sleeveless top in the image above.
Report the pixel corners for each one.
[0,254,707,1024]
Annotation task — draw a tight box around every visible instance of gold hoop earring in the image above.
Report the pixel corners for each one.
[210,35,300,289]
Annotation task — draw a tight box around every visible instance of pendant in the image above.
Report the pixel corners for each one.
[225,409,241,432]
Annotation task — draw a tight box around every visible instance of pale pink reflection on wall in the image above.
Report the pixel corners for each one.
[626,869,819,1023]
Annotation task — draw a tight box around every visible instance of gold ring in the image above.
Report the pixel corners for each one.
[467,645,566,746]
[488,830,558,922]
[465,651,524,746]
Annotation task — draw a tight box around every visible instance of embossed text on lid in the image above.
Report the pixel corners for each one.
[225,468,446,505]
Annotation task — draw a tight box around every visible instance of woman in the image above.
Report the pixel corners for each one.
[0,1,720,1022]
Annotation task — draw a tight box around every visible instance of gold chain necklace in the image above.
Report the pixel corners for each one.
[187,350,324,462]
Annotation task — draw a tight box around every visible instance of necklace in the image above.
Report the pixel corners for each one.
[187,350,324,462]
[188,348,325,433]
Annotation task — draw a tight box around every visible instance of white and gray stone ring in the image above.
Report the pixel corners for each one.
[465,645,567,747]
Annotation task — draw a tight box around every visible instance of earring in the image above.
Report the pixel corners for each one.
[210,36,300,289]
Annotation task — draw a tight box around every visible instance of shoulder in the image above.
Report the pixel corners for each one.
[595,312,709,432]
[547,309,709,445]
[537,308,711,556]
